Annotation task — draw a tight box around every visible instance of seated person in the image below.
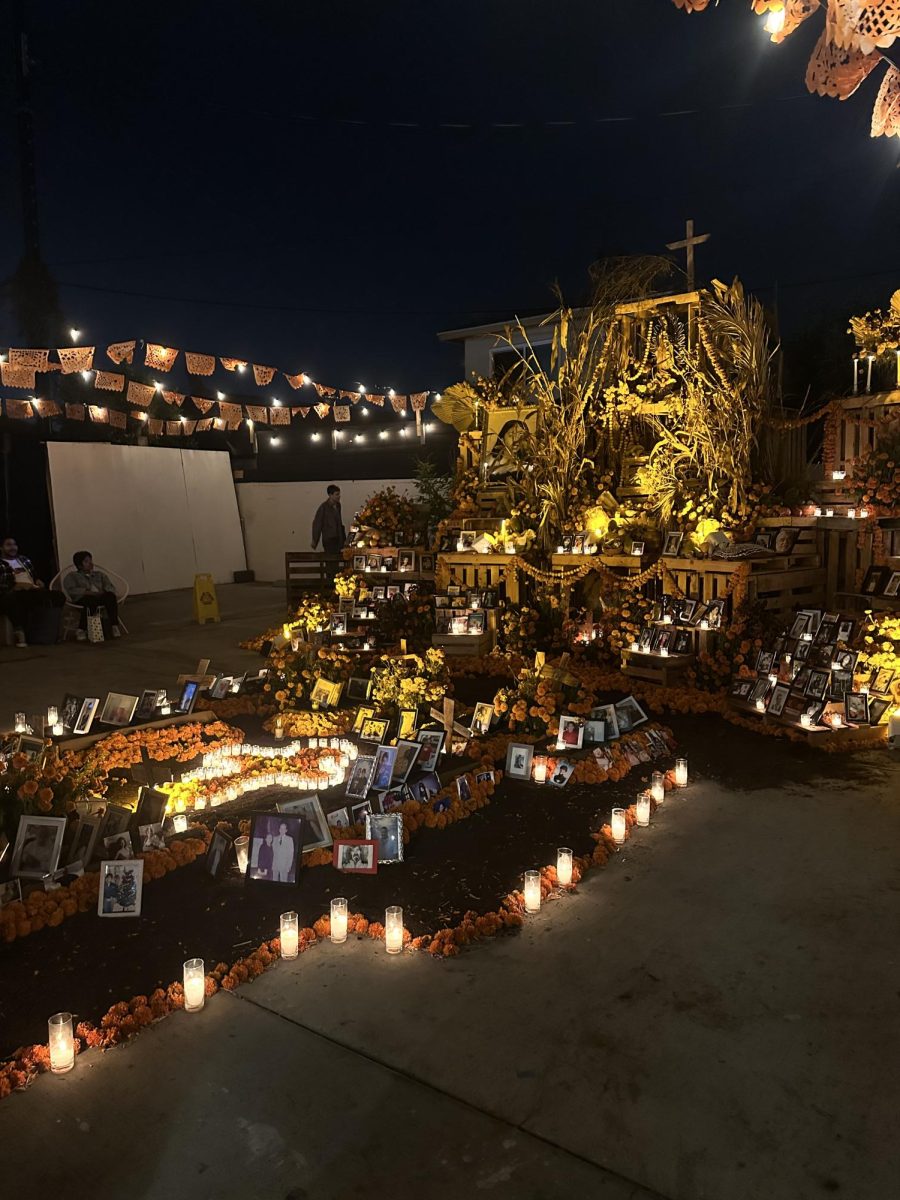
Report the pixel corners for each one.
[0,535,61,647]
[63,551,121,639]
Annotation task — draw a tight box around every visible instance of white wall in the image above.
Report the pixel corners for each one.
[237,479,416,582]
[47,444,246,594]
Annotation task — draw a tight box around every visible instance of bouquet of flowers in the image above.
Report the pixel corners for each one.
[0,747,99,840]
[370,648,449,711]
[357,487,421,545]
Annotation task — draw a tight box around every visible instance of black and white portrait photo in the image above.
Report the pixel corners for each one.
[247,813,305,885]
[333,839,378,873]
[10,815,67,879]
[365,812,404,864]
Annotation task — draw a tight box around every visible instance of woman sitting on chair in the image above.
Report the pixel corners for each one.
[0,535,63,648]
[63,551,121,640]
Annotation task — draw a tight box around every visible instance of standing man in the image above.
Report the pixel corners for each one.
[271,821,295,883]
[311,484,345,581]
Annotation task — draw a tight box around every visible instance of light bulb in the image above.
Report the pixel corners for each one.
[237,363,246,373]
[434,392,441,400]
[69,328,81,342]
[216,391,225,401]
[763,6,785,35]
[270,436,280,446]
[272,397,281,406]
[80,370,91,381]
[378,430,388,439]
[361,406,369,415]
[311,432,320,442]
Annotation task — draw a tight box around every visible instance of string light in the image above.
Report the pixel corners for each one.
[69,328,81,342]
[153,380,164,391]
[361,406,369,415]
[272,397,282,406]
[80,370,91,381]
[399,428,408,437]
[378,430,388,439]
[358,384,366,394]
[270,436,280,446]
[355,433,365,443]
[311,432,320,442]
[180,415,186,424]
[762,6,785,35]
[237,363,247,373]
[388,388,396,398]
[216,391,225,401]
[302,374,313,386]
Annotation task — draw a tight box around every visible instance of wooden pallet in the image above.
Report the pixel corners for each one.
[729,699,888,747]
[432,629,496,658]
[663,556,826,617]
[285,552,331,607]
[622,650,694,686]
[436,553,522,603]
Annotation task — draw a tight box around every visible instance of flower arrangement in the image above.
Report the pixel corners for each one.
[334,571,362,600]
[492,663,593,739]
[847,416,900,511]
[0,747,102,840]
[356,486,420,545]
[369,648,449,711]
[62,722,242,793]
[857,612,900,702]
[372,592,435,650]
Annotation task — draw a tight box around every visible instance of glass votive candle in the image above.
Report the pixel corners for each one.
[675,757,688,788]
[659,647,670,657]
[183,958,205,1012]
[531,756,547,784]
[635,792,651,827]
[847,508,856,519]
[860,508,869,519]
[611,808,627,844]
[280,911,299,959]
[830,712,843,729]
[330,896,348,944]
[48,1011,75,1074]
[700,618,709,630]
[51,722,64,737]
[755,698,766,712]
[385,905,404,954]
[650,770,665,803]
[234,835,250,873]
[556,848,573,887]
[14,712,26,733]
[274,717,284,739]
[47,706,58,726]
[523,870,542,913]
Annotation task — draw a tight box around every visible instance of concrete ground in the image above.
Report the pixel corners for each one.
[1,588,899,1200]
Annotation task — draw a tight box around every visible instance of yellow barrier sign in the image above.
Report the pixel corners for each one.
[193,574,220,624]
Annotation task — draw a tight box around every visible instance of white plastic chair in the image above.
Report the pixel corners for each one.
[50,564,130,638]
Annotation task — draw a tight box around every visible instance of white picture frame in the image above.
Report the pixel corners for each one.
[97,859,144,917]
[505,742,534,780]
[10,815,67,879]
[365,812,404,864]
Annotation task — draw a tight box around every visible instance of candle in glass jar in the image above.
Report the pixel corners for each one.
[531,756,547,785]
[51,722,64,737]
[172,813,188,833]
[700,618,709,630]
[331,896,348,944]
[611,808,627,845]
[274,717,284,739]
[635,792,651,827]
[183,958,205,1012]
[650,771,665,803]
[385,905,404,954]
[47,706,58,726]
[830,712,843,729]
[859,508,869,519]
[280,911,299,959]
[847,508,856,519]
[234,835,249,873]
[675,757,688,788]
[800,712,813,729]
[48,1012,75,1074]
[14,712,26,733]
[556,848,573,887]
[523,870,541,912]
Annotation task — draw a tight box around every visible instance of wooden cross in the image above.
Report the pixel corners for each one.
[665,219,710,291]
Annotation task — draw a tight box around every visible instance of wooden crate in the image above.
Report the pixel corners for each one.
[663,556,825,617]
[285,552,330,608]
[729,699,888,748]
[432,629,495,658]
[436,553,521,603]
[622,649,694,687]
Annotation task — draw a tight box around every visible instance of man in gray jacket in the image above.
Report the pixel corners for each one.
[311,485,345,579]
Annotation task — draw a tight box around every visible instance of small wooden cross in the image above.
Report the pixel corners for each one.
[665,219,710,291]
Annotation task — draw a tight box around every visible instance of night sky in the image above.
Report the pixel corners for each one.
[2,0,898,395]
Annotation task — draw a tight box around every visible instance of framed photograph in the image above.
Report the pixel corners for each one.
[330,613,348,636]
[398,551,415,572]
[805,670,830,699]
[679,599,697,624]
[381,556,397,574]
[868,697,890,725]
[584,718,606,744]
[870,668,895,695]
[73,697,100,735]
[359,716,390,745]
[755,530,774,551]
[15,734,46,762]
[365,812,404,864]
[505,742,534,780]
[419,554,434,573]
[704,598,726,629]
[475,770,494,786]
[202,828,232,878]
[345,755,375,799]
[372,744,398,791]
[411,772,442,804]
[379,789,405,812]
[636,626,655,653]
[630,541,645,557]
[366,554,381,572]
[0,878,22,909]
[673,630,692,655]
[177,680,199,715]
[276,793,333,850]
[310,677,336,708]
[333,839,378,873]
[103,831,137,861]
[385,585,400,600]
[328,806,351,829]
[767,683,790,717]
[614,695,648,733]
[346,676,372,703]
[66,815,101,870]
[352,705,376,734]
[456,773,472,802]
[246,812,305,885]
[98,859,144,917]
[59,693,82,730]
[844,692,869,724]
[548,759,576,787]
[829,669,853,700]
[133,689,159,722]
[749,678,770,706]
[415,729,445,772]
[100,804,134,841]
[801,699,825,727]
[774,527,801,554]
[395,709,417,740]
[467,610,486,635]
[556,715,585,751]
[662,531,684,557]
[884,570,900,598]
[794,638,812,663]
[209,676,233,700]
[756,649,775,675]
[836,619,855,644]
[833,648,858,673]
[573,533,587,555]
[391,739,422,782]
[861,566,887,596]
[371,586,386,601]
[793,666,812,693]
[99,692,139,726]
[470,701,494,736]
[589,703,620,740]
[352,554,367,571]
[135,822,165,852]
[730,678,753,700]
[351,800,373,824]
[135,787,168,828]
[814,618,837,645]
